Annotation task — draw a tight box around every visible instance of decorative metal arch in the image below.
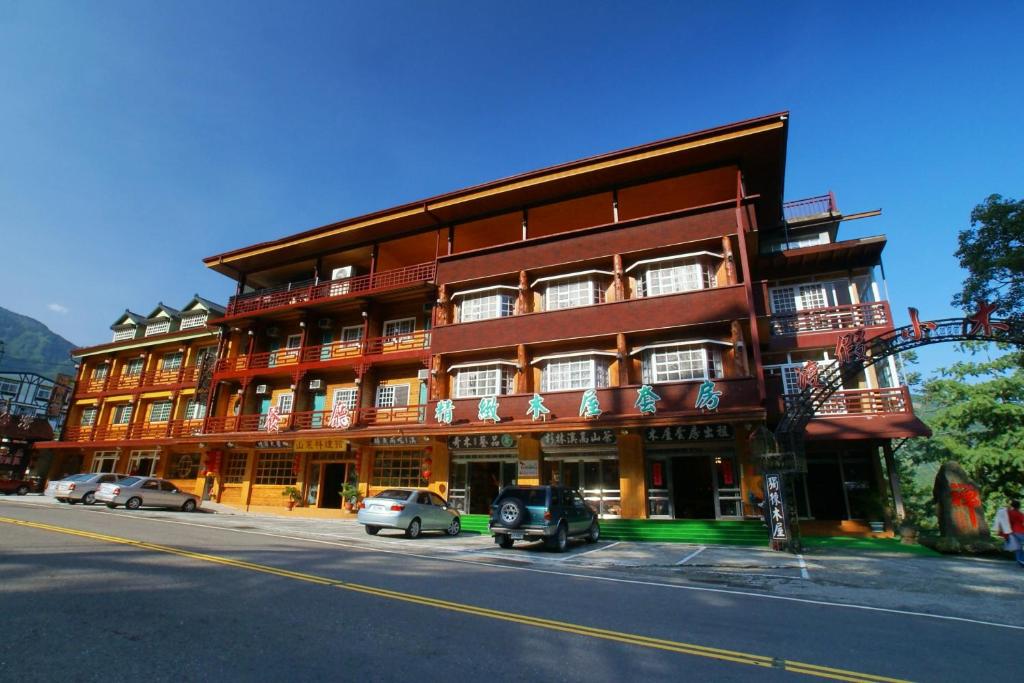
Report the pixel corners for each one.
[774,307,1024,451]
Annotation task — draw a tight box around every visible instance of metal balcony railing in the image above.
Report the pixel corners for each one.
[783,192,837,222]
[783,386,911,417]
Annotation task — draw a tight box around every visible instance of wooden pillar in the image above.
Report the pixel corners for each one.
[734,169,766,401]
[431,356,448,400]
[430,437,450,498]
[516,344,529,394]
[517,435,541,486]
[731,321,749,376]
[883,442,906,521]
[616,333,630,386]
[612,254,625,302]
[617,432,646,519]
[436,285,450,326]
[240,448,257,510]
[722,235,737,285]
[515,270,530,315]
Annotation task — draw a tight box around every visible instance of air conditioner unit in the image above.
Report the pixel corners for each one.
[308,379,322,390]
[265,326,280,338]
[255,384,269,395]
[317,318,333,329]
[331,265,354,280]
[416,369,430,381]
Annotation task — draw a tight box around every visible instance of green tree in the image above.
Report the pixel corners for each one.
[901,350,1024,525]
[953,194,1024,321]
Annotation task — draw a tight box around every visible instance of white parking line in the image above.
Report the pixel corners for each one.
[796,554,810,580]
[675,546,706,565]
[571,541,620,558]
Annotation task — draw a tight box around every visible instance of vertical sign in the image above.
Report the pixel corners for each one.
[765,473,787,541]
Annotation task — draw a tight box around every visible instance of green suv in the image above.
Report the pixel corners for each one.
[489,485,600,552]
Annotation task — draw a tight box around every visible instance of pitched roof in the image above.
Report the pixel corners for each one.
[110,310,146,329]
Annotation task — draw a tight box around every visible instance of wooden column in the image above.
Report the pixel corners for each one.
[722,235,737,285]
[616,333,630,386]
[612,254,625,302]
[617,432,646,519]
[516,344,529,394]
[515,270,530,315]
[731,321,749,376]
[436,285,450,326]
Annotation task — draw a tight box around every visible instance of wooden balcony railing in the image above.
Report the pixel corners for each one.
[85,365,199,393]
[226,261,436,316]
[61,418,206,443]
[217,332,430,374]
[782,386,911,417]
[202,406,426,434]
[300,340,363,364]
[61,425,96,442]
[111,373,145,390]
[364,331,431,356]
[769,301,891,336]
[87,378,108,392]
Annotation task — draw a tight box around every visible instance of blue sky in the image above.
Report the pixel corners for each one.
[1,1,1020,379]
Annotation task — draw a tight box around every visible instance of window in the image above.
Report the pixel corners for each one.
[35,387,52,401]
[92,364,109,381]
[127,451,158,476]
[383,318,415,341]
[184,399,207,420]
[161,352,183,371]
[168,452,199,479]
[112,327,135,342]
[223,452,249,483]
[80,407,98,426]
[371,450,425,487]
[642,344,724,384]
[0,380,17,395]
[254,452,296,485]
[124,358,144,376]
[112,404,134,425]
[544,277,604,311]
[769,282,838,314]
[275,392,294,414]
[148,401,173,423]
[332,388,358,409]
[285,334,302,350]
[375,384,410,408]
[145,321,170,337]
[640,259,716,296]
[341,325,363,347]
[453,365,515,398]
[91,452,119,473]
[179,311,208,330]
[456,288,516,322]
[768,358,846,415]
[541,356,610,392]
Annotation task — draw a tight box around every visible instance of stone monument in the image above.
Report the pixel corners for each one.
[933,461,989,540]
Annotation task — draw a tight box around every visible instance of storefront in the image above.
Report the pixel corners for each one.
[643,423,742,520]
[447,433,518,514]
[791,447,880,520]
[540,429,621,518]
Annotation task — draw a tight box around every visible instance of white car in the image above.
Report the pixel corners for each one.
[95,476,201,512]
[54,473,126,505]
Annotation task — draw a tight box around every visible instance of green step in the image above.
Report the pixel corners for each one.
[458,515,769,546]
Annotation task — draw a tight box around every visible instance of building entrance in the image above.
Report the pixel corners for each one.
[544,457,621,517]
[449,459,517,514]
[647,451,741,519]
[306,458,354,509]
[672,456,715,519]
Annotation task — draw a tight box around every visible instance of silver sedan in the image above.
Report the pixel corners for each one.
[95,476,201,512]
[357,489,461,538]
[55,472,125,505]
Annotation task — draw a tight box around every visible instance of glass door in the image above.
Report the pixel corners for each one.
[449,462,467,512]
[646,458,672,518]
[713,453,742,518]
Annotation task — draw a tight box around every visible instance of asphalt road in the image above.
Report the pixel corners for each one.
[0,498,1017,682]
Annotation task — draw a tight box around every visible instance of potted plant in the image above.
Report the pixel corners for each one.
[862,490,890,533]
[282,486,302,510]
[340,483,359,511]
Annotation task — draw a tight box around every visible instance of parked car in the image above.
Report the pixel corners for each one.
[0,475,32,496]
[357,488,461,538]
[95,476,201,512]
[489,485,600,552]
[57,473,126,505]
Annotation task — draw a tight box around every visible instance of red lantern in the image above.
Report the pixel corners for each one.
[206,449,223,475]
[292,454,302,476]
[422,457,433,467]
[422,470,432,480]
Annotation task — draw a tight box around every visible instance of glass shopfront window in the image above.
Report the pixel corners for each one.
[544,457,620,518]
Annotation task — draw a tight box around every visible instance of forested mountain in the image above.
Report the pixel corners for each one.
[0,305,78,380]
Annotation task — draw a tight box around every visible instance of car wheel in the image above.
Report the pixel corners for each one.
[16,485,29,496]
[181,499,197,513]
[126,497,142,510]
[106,503,118,509]
[446,517,461,536]
[586,521,600,544]
[545,523,568,553]
[405,518,422,539]
[67,498,78,505]
[498,498,526,528]
[82,492,96,506]
[365,525,380,536]
[497,535,514,549]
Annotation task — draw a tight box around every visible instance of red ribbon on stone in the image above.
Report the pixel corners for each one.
[950,484,981,527]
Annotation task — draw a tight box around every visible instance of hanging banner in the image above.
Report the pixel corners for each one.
[765,473,788,541]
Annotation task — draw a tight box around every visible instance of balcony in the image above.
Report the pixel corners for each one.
[225,261,436,318]
[215,332,431,377]
[768,301,892,350]
[61,419,205,443]
[82,365,199,395]
[783,193,837,222]
[768,385,930,440]
[780,386,910,416]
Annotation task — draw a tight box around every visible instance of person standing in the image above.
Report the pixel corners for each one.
[1009,499,1024,567]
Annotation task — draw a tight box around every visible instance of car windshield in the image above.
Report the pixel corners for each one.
[67,474,93,482]
[117,477,142,486]
[373,489,413,501]
[498,488,548,506]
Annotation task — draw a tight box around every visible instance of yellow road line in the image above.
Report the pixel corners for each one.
[0,516,910,682]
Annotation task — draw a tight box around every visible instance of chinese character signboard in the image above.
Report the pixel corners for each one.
[539,430,616,447]
[517,459,539,477]
[370,435,422,446]
[643,424,733,443]
[447,434,517,450]
[434,399,454,425]
[254,440,290,450]
[478,397,501,423]
[634,385,661,415]
[578,389,602,419]
[294,438,349,452]
[765,473,787,541]
[694,380,722,411]
[526,394,550,421]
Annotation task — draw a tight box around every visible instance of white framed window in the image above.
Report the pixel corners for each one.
[331,388,358,410]
[375,384,411,408]
[455,287,517,322]
[540,356,611,392]
[127,450,158,476]
[285,334,302,350]
[453,364,515,399]
[543,277,605,311]
[769,282,838,314]
[35,387,52,401]
[640,343,725,384]
[148,401,173,423]
[765,355,846,415]
[382,318,416,341]
[179,311,208,330]
[112,404,134,425]
[161,352,183,371]
[276,392,294,414]
[145,321,170,337]
[112,327,135,342]
[184,399,207,420]
[341,325,364,347]
[0,380,17,395]
[92,364,109,380]
[80,407,98,426]
[124,358,145,376]
[91,451,119,473]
